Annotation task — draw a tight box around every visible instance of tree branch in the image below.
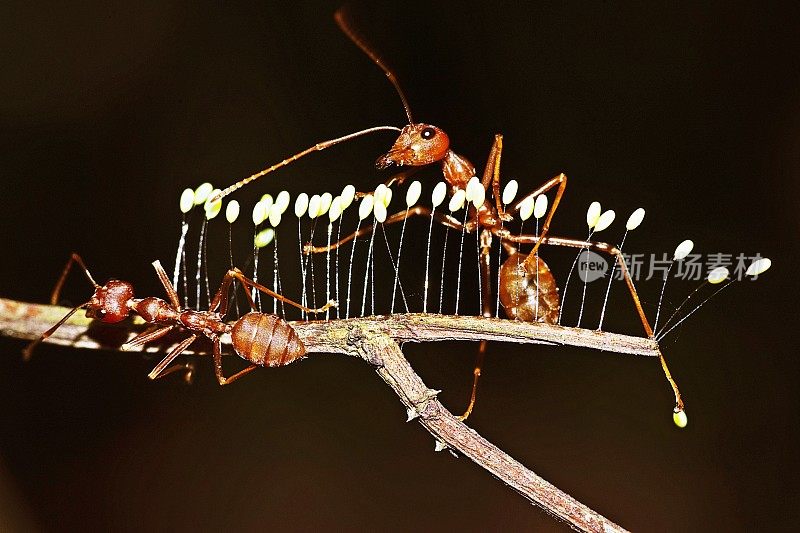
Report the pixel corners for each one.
[0,297,653,531]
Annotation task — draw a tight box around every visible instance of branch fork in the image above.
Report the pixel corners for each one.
[0,297,644,532]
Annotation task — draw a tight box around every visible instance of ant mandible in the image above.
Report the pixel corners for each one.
[211,8,685,423]
[24,253,335,383]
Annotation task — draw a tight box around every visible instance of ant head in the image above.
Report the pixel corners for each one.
[376,123,450,169]
[85,280,135,323]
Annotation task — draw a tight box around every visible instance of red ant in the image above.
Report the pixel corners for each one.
[24,253,335,383]
[210,8,685,423]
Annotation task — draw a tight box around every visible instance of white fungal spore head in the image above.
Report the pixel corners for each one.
[465,176,481,202]
[674,239,694,260]
[448,189,466,212]
[374,202,388,223]
[673,408,688,429]
[204,189,223,219]
[260,194,274,213]
[225,200,240,224]
[586,201,602,229]
[746,258,772,277]
[625,208,646,231]
[533,194,548,220]
[318,192,333,217]
[294,193,309,218]
[382,187,393,208]
[254,228,275,248]
[502,180,518,206]
[707,266,730,284]
[268,208,282,228]
[329,196,342,222]
[471,182,486,209]
[308,194,321,219]
[406,180,422,207]
[358,194,375,221]
[179,188,195,214]
[252,200,269,226]
[374,184,388,205]
[431,181,447,208]
[519,196,535,221]
[594,210,616,232]
[340,184,356,210]
[275,191,291,214]
[194,182,213,205]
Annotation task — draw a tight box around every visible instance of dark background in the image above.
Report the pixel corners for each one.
[1,1,798,531]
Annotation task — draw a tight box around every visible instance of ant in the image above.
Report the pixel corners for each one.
[24,253,335,383]
[210,8,685,423]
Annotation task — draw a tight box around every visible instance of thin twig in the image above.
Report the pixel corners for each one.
[352,332,629,532]
[0,298,658,358]
[0,297,647,532]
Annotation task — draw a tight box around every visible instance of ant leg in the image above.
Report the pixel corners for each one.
[209,256,299,317]
[479,134,511,219]
[49,253,99,305]
[510,173,568,260]
[22,301,89,361]
[148,334,197,380]
[460,342,489,421]
[305,206,465,254]
[151,260,181,310]
[224,269,335,315]
[209,269,238,315]
[122,325,175,351]
[212,336,257,385]
[152,360,196,384]
[459,230,494,421]
[209,267,282,316]
[503,232,684,412]
[130,324,195,384]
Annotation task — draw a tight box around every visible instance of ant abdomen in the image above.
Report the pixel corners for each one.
[499,253,560,324]
[231,312,306,367]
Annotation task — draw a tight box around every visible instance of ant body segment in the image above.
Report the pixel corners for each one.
[24,253,334,384]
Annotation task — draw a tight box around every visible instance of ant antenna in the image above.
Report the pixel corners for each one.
[335,7,415,124]
[211,126,401,203]
[211,9,416,205]
[23,301,90,361]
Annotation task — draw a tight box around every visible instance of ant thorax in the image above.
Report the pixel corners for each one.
[132,297,178,323]
[442,150,477,190]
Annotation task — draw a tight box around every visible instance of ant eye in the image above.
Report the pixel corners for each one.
[421,127,436,140]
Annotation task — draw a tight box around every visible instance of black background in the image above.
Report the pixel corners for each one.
[1,1,797,531]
